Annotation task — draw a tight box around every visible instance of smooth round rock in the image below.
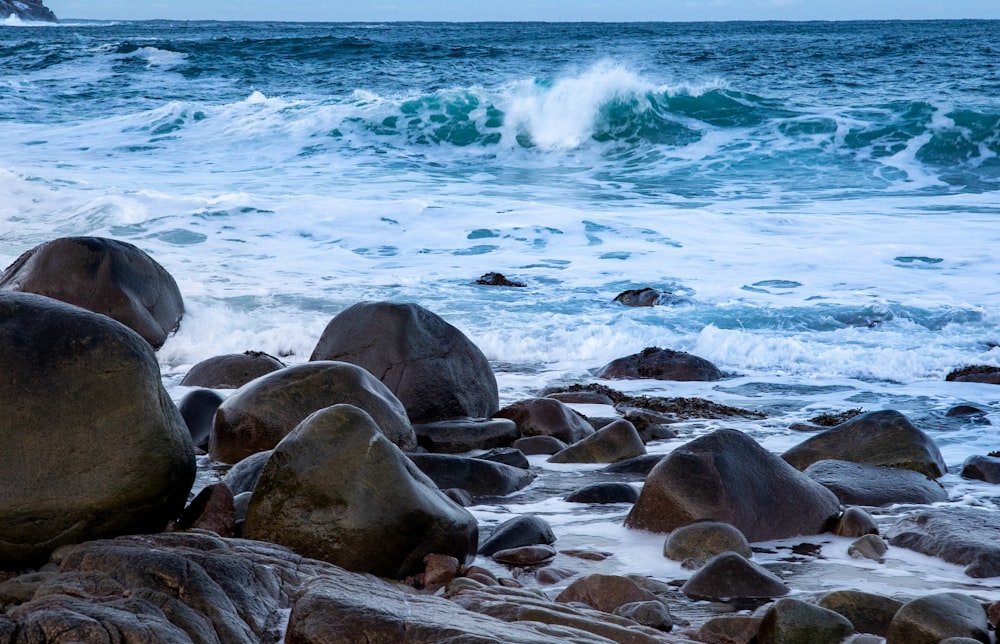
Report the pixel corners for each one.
[887,592,991,644]
[596,346,723,381]
[664,521,752,563]
[681,552,790,601]
[180,351,285,389]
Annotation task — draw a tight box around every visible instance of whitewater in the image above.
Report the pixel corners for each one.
[2,18,1000,609]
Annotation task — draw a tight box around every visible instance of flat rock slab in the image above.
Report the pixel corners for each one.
[886,507,1000,578]
[413,417,518,453]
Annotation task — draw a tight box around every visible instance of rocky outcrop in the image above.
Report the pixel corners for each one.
[243,405,478,579]
[0,237,183,349]
[0,292,195,569]
[209,361,416,464]
[0,0,56,22]
[625,429,840,541]
[309,301,499,423]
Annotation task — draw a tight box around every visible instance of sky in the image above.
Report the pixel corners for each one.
[43,0,1000,22]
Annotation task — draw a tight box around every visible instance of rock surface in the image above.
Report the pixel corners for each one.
[756,597,853,644]
[596,347,723,381]
[782,410,948,478]
[804,459,947,506]
[210,360,416,463]
[0,0,56,21]
[625,429,840,541]
[180,351,285,388]
[412,417,518,453]
[680,552,790,601]
[495,397,595,444]
[478,515,556,556]
[243,405,477,579]
[663,521,752,564]
[407,453,536,497]
[309,301,499,423]
[0,292,195,569]
[886,592,991,644]
[0,237,184,348]
[885,506,1000,578]
[547,419,646,464]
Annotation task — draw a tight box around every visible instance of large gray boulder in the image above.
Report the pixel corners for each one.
[804,459,947,506]
[625,429,840,541]
[243,405,477,579]
[885,507,1000,578]
[0,237,183,349]
[0,292,195,568]
[210,361,416,464]
[309,301,498,423]
[781,410,947,478]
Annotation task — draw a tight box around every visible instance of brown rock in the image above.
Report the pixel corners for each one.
[816,589,903,637]
[596,346,723,381]
[495,397,595,444]
[548,419,646,464]
[180,351,285,388]
[555,573,663,614]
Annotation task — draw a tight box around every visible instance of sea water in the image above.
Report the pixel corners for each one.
[2,19,1000,608]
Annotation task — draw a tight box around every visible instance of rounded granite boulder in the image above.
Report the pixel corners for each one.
[180,351,285,389]
[0,292,195,568]
[0,237,184,349]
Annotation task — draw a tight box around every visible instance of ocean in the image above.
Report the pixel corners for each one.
[2,18,1000,608]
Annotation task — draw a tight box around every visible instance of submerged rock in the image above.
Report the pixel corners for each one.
[596,346,724,381]
[945,365,1000,384]
[475,272,526,287]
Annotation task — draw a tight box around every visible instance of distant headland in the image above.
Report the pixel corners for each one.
[0,0,57,22]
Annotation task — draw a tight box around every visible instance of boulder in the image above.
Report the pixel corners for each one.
[479,515,556,556]
[209,361,415,464]
[177,387,224,448]
[680,552,789,601]
[495,398,595,444]
[565,482,640,504]
[832,507,878,537]
[596,347,723,381]
[663,521,752,564]
[848,534,889,562]
[756,597,853,644]
[625,429,840,541]
[555,574,663,614]
[804,459,947,505]
[0,237,183,349]
[476,447,530,469]
[243,404,477,579]
[492,545,556,567]
[309,301,498,423]
[816,589,903,637]
[0,292,195,569]
[406,453,535,498]
[548,419,646,464]
[887,592,991,644]
[613,287,663,307]
[603,453,666,476]
[696,616,762,644]
[961,454,1000,483]
[174,482,236,538]
[180,351,285,388]
[945,365,1000,384]
[613,601,673,631]
[475,272,526,287]
[885,506,1000,578]
[512,434,568,455]
[412,417,518,453]
[223,450,272,495]
[781,410,947,478]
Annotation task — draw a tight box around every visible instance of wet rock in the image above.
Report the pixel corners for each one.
[613,287,663,307]
[561,549,614,562]
[421,553,460,593]
[495,397,595,444]
[625,429,840,541]
[309,301,499,423]
[680,552,789,601]
[210,360,415,464]
[0,0,57,21]
[175,482,236,538]
[817,589,903,637]
[804,459,947,505]
[177,387,224,449]
[603,453,666,476]
[476,447,530,469]
[512,434,569,455]
[782,410,948,478]
[885,506,1000,578]
[0,292,195,569]
[886,592,990,644]
[615,406,680,442]
[663,521,752,564]
[475,271,526,287]
[555,574,663,614]
[180,351,285,388]
[833,507,879,538]
[223,450,272,495]
[945,365,1000,384]
[946,404,988,417]
[479,515,556,556]
[614,600,673,631]
[596,346,724,381]
[548,419,646,464]
[960,454,1000,483]
[536,566,578,585]
[847,534,889,563]
[696,615,762,644]
[544,390,616,405]
[243,405,477,579]
[565,482,640,504]
[492,545,557,567]
[0,237,184,349]
[757,597,853,644]
[412,417,518,453]
[408,453,535,497]
[444,488,473,507]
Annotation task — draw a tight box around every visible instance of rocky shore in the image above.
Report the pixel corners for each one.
[2,236,999,643]
[0,0,56,22]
